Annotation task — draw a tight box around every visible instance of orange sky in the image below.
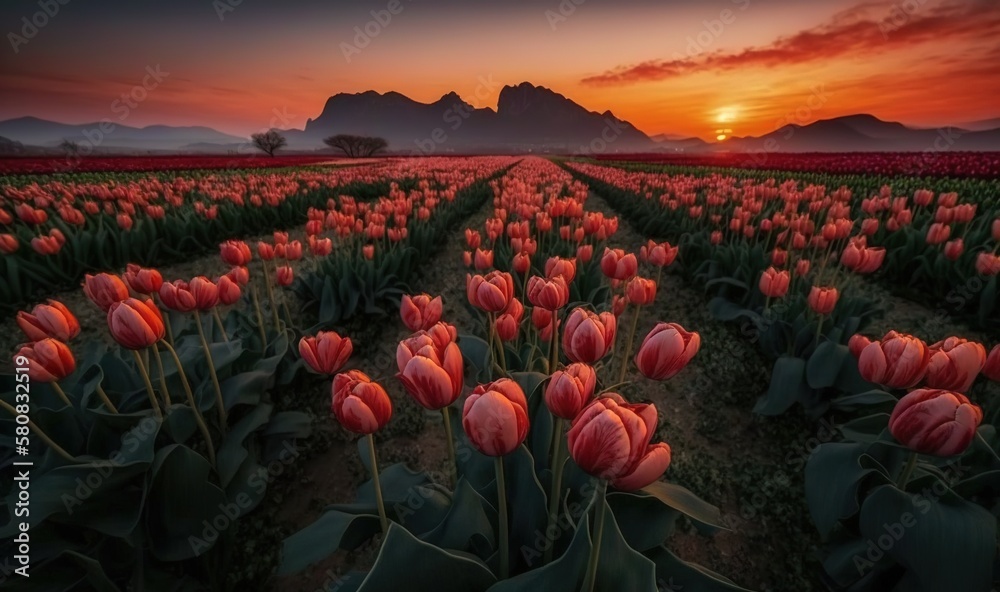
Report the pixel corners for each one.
[0,0,997,140]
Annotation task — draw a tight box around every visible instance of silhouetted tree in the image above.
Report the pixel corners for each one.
[251,131,287,157]
[323,135,388,158]
[59,139,80,156]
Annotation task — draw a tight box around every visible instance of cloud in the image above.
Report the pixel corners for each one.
[581,0,1000,86]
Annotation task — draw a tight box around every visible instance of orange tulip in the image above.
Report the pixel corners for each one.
[634,322,700,381]
[889,389,982,456]
[299,331,353,375]
[17,299,80,342]
[807,286,839,315]
[400,294,443,331]
[926,337,986,393]
[84,273,129,312]
[123,264,163,295]
[626,277,657,306]
[562,308,617,364]
[759,267,790,298]
[527,275,569,311]
[107,298,165,350]
[332,370,392,435]
[190,276,220,310]
[857,331,930,389]
[467,271,514,313]
[17,338,76,383]
[462,379,529,456]
[600,248,638,281]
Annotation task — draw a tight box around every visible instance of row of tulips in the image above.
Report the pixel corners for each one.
[0,157,489,313]
[278,158,748,591]
[567,159,1000,331]
[564,158,1000,591]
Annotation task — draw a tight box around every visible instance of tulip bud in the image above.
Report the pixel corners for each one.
[495,299,524,342]
[474,248,494,271]
[83,273,129,312]
[363,244,375,260]
[220,240,252,266]
[123,264,163,295]
[227,266,250,286]
[567,394,671,490]
[626,277,657,306]
[108,298,165,350]
[400,294,443,331]
[159,280,197,312]
[562,307,617,364]
[858,331,929,389]
[396,332,464,410]
[467,271,514,313]
[545,257,577,283]
[527,275,570,311]
[512,252,531,275]
[545,363,597,419]
[889,389,982,456]
[807,286,839,315]
[276,266,294,287]
[848,334,872,358]
[462,379,529,456]
[926,337,986,393]
[17,299,80,342]
[758,267,790,298]
[600,248,638,280]
[190,276,220,310]
[299,331,353,375]
[634,322,700,381]
[17,338,76,383]
[217,276,242,305]
[331,370,392,435]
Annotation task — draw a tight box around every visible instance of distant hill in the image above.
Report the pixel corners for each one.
[0,117,246,151]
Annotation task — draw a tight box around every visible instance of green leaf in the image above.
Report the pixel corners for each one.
[805,442,876,538]
[277,511,381,575]
[859,484,995,591]
[646,545,755,591]
[357,523,497,592]
[486,513,590,591]
[753,356,810,416]
[638,481,727,532]
[595,501,658,591]
[805,341,849,389]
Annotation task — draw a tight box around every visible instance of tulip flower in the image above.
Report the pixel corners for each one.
[495,298,524,342]
[299,331,353,375]
[396,332,464,410]
[925,337,986,393]
[84,273,129,312]
[467,271,514,313]
[545,363,597,420]
[474,248,494,270]
[642,240,678,267]
[976,253,1000,276]
[462,378,529,457]
[123,264,163,295]
[190,276,220,310]
[562,308,617,364]
[889,389,982,457]
[220,240,252,266]
[332,370,392,435]
[857,331,930,389]
[759,267,790,298]
[107,298,165,350]
[227,266,250,286]
[545,257,577,282]
[276,266,294,287]
[527,275,569,310]
[600,248,638,280]
[217,275,242,305]
[925,223,951,245]
[626,277,657,306]
[807,286,839,315]
[634,322,700,381]
[0,234,18,254]
[363,244,375,260]
[400,294,443,331]
[17,338,75,383]
[17,300,80,342]
[512,252,531,274]
[943,239,964,261]
[576,244,593,263]
[465,228,481,249]
[983,345,1000,382]
[848,334,872,358]
[567,393,671,490]
[257,242,275,260]
[159,280,197,312]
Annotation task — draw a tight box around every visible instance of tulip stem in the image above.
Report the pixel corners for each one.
[249,281,268,346]
[155,294,174,346]
[367,433,389,537]
[441,406,458,485]
[581,479,608,592]
[812,314,825,352]
[616,304,641,385]
[488,313,507,377]
[193,311,227,433]
[544,418,567,565]
[0,399,79,462]
[151,347,172,407]
[549,308,560,373]
[261,261,282,333]
[896,451,918,490]
[212,308,229,343]
[495,455,509,580]
[281,294,294,328]
[161,340,217,467]
[50,382,72,408]
[131,350,163,420]
[95,383,119,414]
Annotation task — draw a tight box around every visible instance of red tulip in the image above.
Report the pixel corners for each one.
[611,294,627,317]
[495,299,524,342]
[600,248,638,281]
[512,252,531,275]
[462,379,529,456]
[576,244,593,263]
[545,257,577,282]
[983,344,1000,382]
[83,273,129,312]
[807,286,839,315]
[463,250,473,267]
[159,280,197,312]
[634,322,700,381]
[889,389,982,456]
[562,308,617,364]
[190,276,220,310]
[759,267,790,298]
[467,271,514,313]
[992,219,1000,242]
[217,275,242,305]
[273,231,289,245]
[276,266,294,287]
[710,231,722,245]
[527,275,569,310]
[331,370,392,435]
[975,253,1000,276]
[107,298,165,350]
[299,331,353,375]
[926,337,986,393]
[220,240,252,266]
[858,331,930,389]
[363,244,375,260]
[848,334,872,358]
[545,363,597,419]
[17,300,80,342]
[474,248,494,271]
[625,277,657,306]
[465,229,481,249]
[567,394,671,490]
[123,264,163,295]
[17,338,76,383]
[795,259,811,277]
[227,266,250,286]
[641,240,678,267]
[396,331,464,410]
[0,234,19,254]
[943,239,964,261]
[925,223,951,246]
[400,294,443,331]
[257,242,275,260]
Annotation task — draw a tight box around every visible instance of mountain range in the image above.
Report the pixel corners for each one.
[1,83,999,154]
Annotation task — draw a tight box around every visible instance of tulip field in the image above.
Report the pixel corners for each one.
[1,154,1000,592]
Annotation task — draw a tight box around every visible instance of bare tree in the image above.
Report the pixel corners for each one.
[251,130,287,157]
[323,135,388,158]
[59,139,80,156]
